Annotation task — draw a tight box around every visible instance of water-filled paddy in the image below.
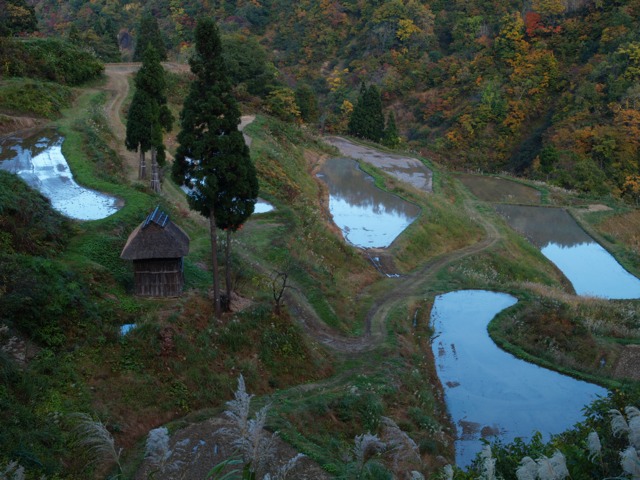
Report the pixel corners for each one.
[0,131,121,220]
[457,173,541,204]
[324,136,433,192]
[431,290,607,466]
[495,205,640,298]
[317,157,420,248]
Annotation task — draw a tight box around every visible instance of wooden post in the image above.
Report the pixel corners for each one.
[139,149,146,179]
[150,147,161,193]
[225,229,232,311]
[210,213,221,318]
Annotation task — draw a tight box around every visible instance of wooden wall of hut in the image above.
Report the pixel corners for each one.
[133,258,184,297]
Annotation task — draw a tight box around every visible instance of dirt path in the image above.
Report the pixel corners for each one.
[99,58,502,362]
[102,63,191,183]
[102,64,142,182]
[252,136,501,358]
[98,66,506,470]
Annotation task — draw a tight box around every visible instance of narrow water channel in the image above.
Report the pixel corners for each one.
[430,290,607,466]
[317,157,420,248]
[0,131,122,220]
[495,205,640,299]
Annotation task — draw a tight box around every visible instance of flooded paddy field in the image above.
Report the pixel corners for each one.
[457,173,541,204]
[317,156,420,248]
[495,205,640,299]
[431,290,607,466]
[0,130,122,220]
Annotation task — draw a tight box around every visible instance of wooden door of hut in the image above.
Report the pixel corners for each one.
[120,207,190,297]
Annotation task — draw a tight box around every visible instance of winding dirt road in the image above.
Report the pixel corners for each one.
[102,64,144,181]
[102,63,190,182]
[100,62,504,357]
[100,63,508,475]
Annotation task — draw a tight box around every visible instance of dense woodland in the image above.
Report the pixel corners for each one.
[2,0,640,478]
[2,0,637,200]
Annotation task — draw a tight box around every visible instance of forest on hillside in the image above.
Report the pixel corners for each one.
[3,1,640,478]
[6,0,637,200]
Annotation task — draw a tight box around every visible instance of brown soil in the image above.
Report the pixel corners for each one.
[0,114,46,137]
[324,136,433,192]
[613,345,640,381]
[102,64,142,182]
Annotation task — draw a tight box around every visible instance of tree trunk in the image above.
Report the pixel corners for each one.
[225,229,232,311]
[150,147,161,193]
[139,149,147,179]
[210,213,221,318]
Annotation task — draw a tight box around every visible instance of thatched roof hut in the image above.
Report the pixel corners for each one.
[121,207,190,297]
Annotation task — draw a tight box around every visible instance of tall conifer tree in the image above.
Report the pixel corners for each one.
[295,84,319,123]
[133,14,166,61]
[125,45,172,189]
[125,87,152,180]
[383,111,400,148]
[362,85,385,142]
[348,82,367,138]
[172,18,257,317]
[216,170,258,309]
[348,83,385,143]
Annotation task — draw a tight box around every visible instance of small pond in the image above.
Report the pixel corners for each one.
[457,173,541,204]
[120,324,136,336]
[253,199,274,214]
[317,157,420,248]
[495,205,640,299]
[0,131,122,220]
[431,290,607,466]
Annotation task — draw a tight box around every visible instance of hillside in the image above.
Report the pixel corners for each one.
[14,0,640,200]
[1,4,640,479]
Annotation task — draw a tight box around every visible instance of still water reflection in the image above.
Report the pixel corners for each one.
[495,205,640,299]
[457,173,541,204]
[431,290,607,466]
[254,200,274,214]
[0,131,121,220]
[318,157,420,248]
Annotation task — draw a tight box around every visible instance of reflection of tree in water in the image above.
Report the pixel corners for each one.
[0,130,62,165]
[319,157,419,218]
[458,174,541,204]
[494,205,593,248]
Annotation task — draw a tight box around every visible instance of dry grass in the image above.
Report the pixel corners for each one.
[598,210,640,257]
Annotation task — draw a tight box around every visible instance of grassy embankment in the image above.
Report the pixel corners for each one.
[449,173,640,390]
[2,67,474,477]
[2,62,639,477]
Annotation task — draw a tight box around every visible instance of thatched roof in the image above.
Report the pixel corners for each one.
[120,207,190,260]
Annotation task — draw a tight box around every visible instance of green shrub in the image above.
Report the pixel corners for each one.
[0,254,95,348]
[0,171,73,255]
[0,80,73,117]
[0,37,103,86]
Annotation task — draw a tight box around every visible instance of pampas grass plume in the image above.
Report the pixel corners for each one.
[620,446,640,479]
[587,431,602,462]
[353,433,386,469]
[69,412,121,470]
[443,464,454,480]
[626,406,640,450]
[516,456,537,480]
[480,445,496,480]
[2,461,25,480]
[610,408,630,438]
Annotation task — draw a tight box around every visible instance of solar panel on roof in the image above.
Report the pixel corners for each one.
[143,206,169,229]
